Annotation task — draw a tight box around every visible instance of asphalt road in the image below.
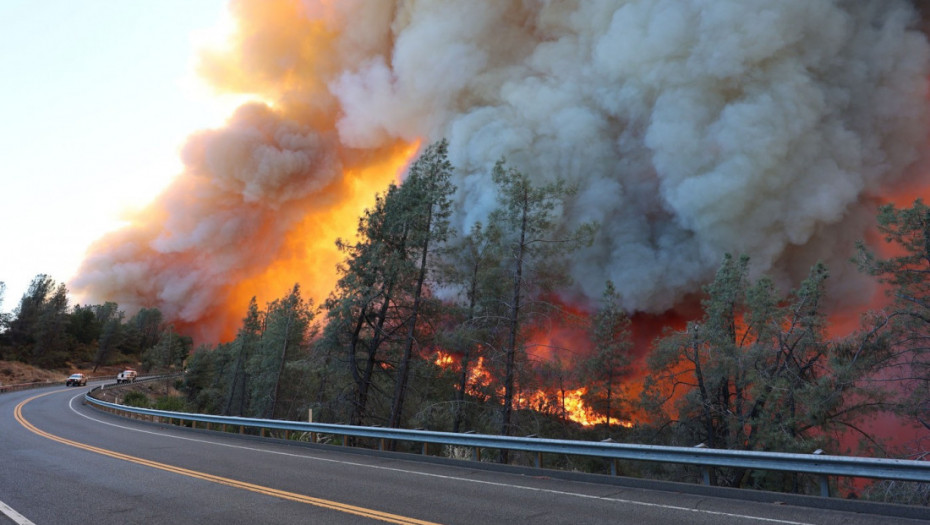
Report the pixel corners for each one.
[1,384,927,524]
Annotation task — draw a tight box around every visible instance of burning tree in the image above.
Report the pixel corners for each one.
[488,159,595,444]
[639,254,884,490]
[436,221,507,433]
[856,199,930,441]
[581,280,633,433]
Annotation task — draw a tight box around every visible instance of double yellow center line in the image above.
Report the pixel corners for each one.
[15,392,439,525]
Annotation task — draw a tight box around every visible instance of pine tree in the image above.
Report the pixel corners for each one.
[93,302,124,371]
[489,159,595,449]
[582,281,632,432]
[856,199,930,432]
[323,182,413,426]
[246,284,315,419]
[224,298,264,416]
[389,139,455,428]
[640,255,868,490]
[438,221,507,433]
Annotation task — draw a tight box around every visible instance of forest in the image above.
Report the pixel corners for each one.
[1,141,928,501]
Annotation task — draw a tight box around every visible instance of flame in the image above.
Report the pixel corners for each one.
[514,387,633,428]
[434,351,494,398]
[433,351,454,368]
[434,350,633,428]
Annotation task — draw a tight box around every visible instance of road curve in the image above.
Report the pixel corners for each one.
[0,384,926,524]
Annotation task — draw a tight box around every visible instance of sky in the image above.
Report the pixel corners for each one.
[0,0,238,313]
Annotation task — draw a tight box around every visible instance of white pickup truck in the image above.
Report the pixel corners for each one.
[116,369,138,384]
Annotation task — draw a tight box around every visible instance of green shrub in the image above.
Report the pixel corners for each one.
[154,396,187,412]
[122,391,149,408]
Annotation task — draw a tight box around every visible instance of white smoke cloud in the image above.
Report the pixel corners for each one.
[334,0,930,311]
[74,0,930,336]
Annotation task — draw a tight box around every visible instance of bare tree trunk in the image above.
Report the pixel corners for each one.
[390,206,433,428]
[268,311,293,419]
[352,275,398,426]
[453,261,480,433]
[501,188,528,462]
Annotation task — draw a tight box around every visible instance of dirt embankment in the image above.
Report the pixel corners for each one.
[93,378,183,404]
[0,360,126,386]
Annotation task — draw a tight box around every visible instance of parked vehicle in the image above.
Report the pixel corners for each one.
[116,369,137,384]
[66,373,87,387]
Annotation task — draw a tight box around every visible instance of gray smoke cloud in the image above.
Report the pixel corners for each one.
[74,0,930,336]
[333,0,930,311]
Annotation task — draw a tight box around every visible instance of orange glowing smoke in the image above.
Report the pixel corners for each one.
[222,141,421,336]
[71,0,930,350]
[71,0,422,342]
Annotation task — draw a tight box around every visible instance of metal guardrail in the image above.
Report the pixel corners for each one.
[84,387,930,497]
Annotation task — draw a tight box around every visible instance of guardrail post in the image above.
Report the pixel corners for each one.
[695,443,711,485]
[526,435,541,469]
[813,449,830,497]
[465,431,479,461]
[601,438,618,476]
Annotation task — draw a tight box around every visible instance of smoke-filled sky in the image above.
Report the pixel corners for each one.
[5,1,930,343]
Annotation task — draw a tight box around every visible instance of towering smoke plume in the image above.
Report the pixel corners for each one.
[73,0,930,341]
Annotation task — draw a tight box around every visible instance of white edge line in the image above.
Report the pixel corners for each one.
[0,499,36,525]
[66,394,812,525]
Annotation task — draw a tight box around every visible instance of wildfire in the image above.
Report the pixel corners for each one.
[434,351,633,428]
[516,387,632,428]
[433,351,454,368]
[68,0,930,458]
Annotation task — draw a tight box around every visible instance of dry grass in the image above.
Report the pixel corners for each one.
[0,360,126,386]
[0,360,68,385]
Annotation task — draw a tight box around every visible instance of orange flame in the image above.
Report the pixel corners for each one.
[434,351,454,368]
[434,351,632,428]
